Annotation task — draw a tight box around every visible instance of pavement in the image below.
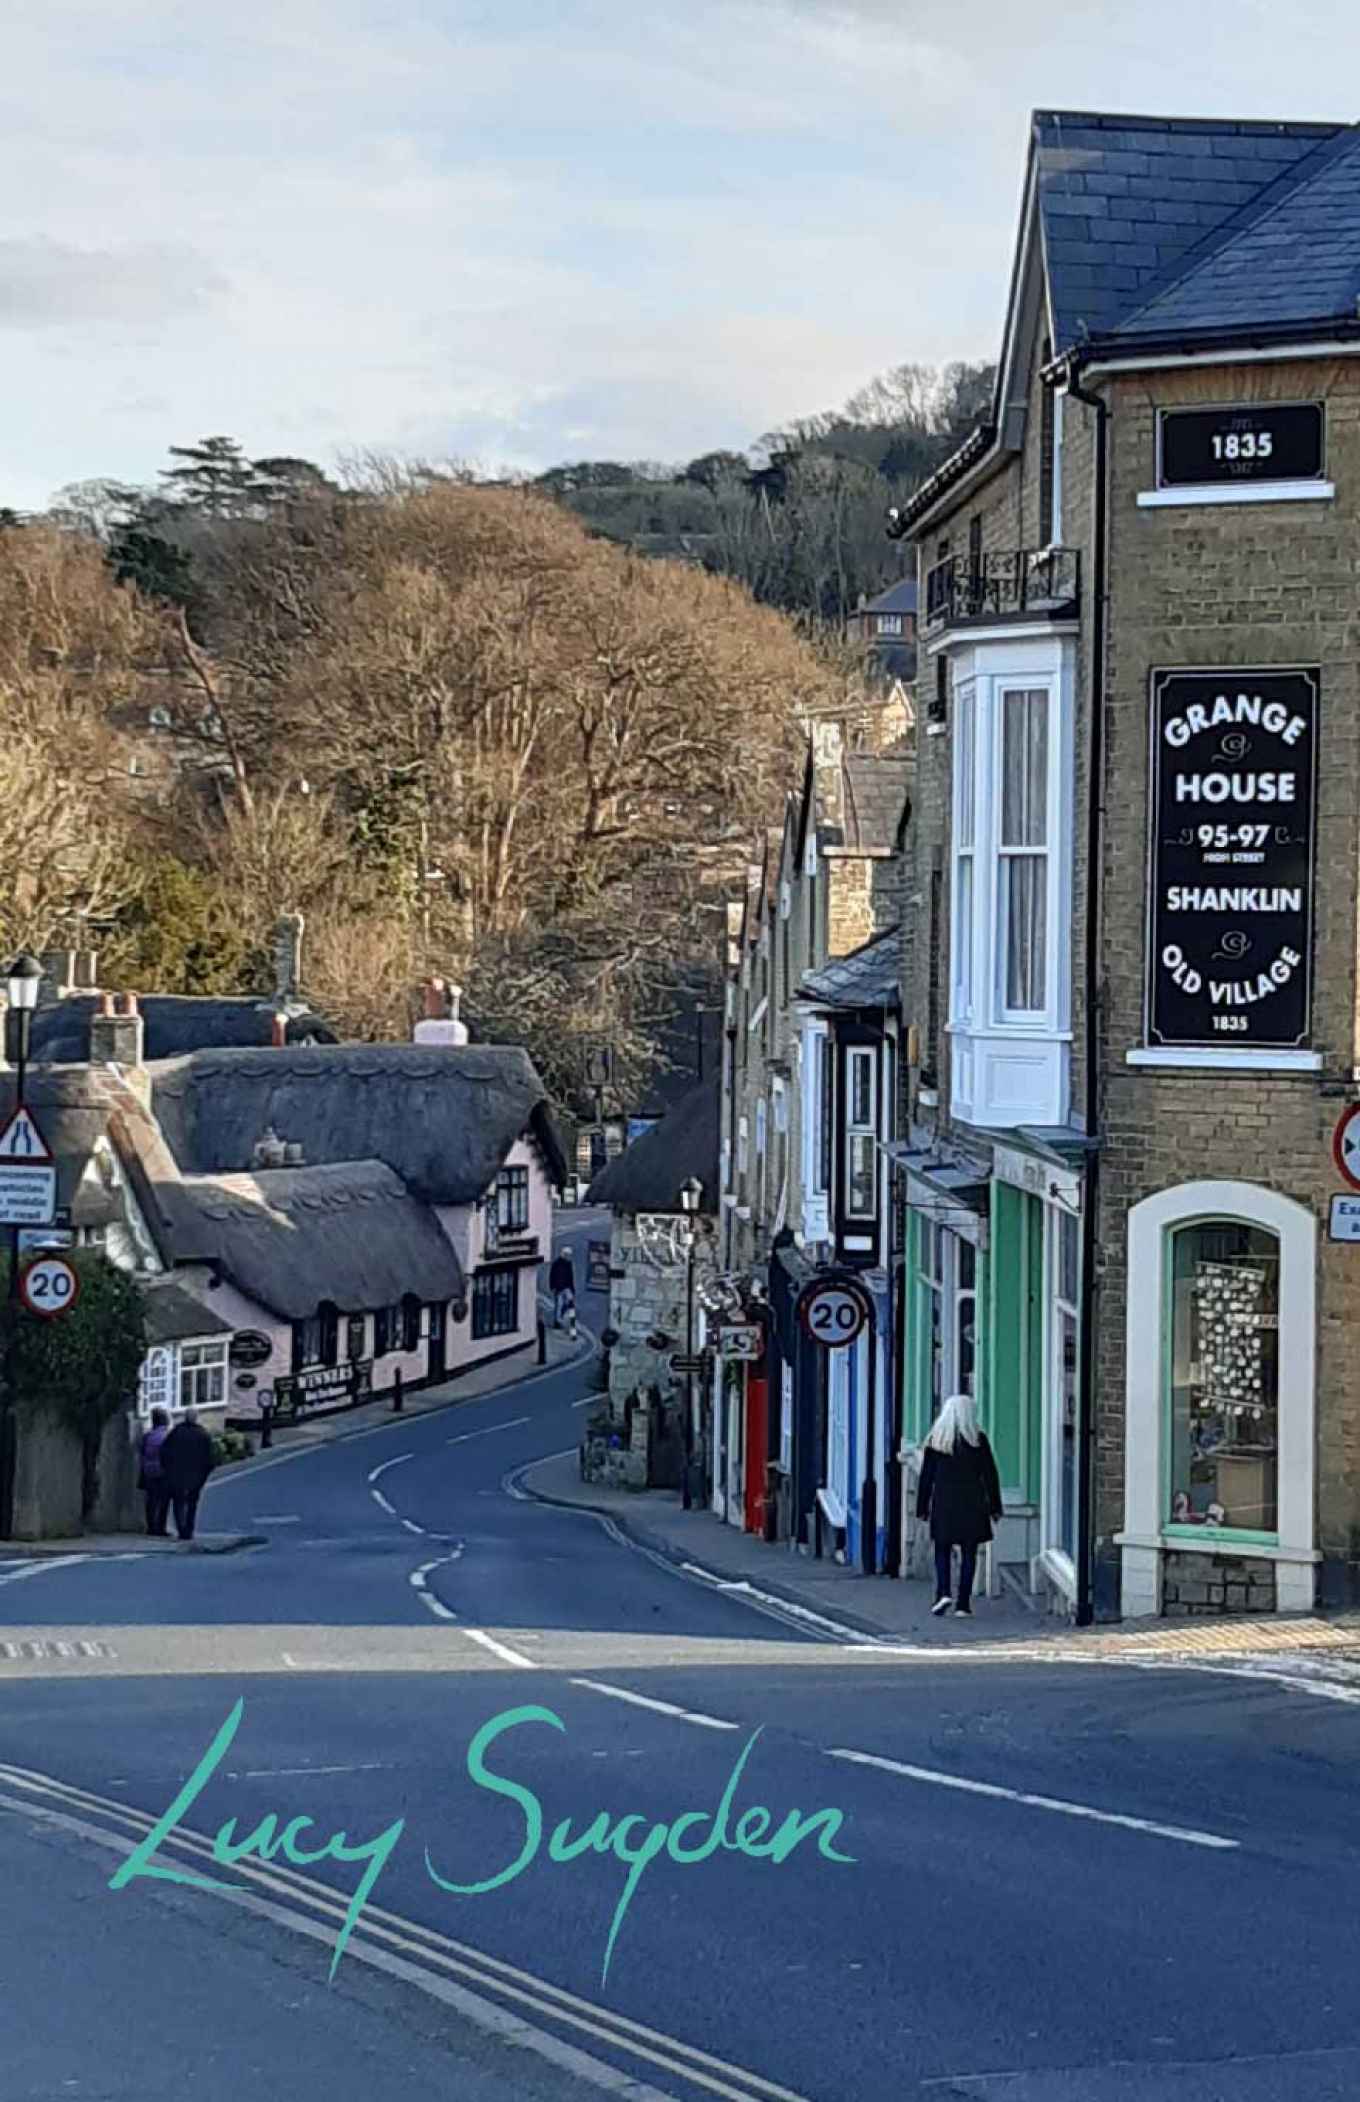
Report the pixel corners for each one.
[4,1209,1360,2098]
[520,1449,1360,1662]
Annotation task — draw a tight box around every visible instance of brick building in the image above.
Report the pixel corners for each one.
[892,108,1360,1617]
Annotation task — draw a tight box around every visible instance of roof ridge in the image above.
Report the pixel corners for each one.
[1036,108,1346,138]
[1110,124,1360,335]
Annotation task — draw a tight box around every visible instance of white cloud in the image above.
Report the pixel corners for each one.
[0,0,1354,509]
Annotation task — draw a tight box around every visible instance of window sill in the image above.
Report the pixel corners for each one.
[1137,481,1334,508]
[1126,1047,1322,1072]
[1115,1531,1319,1565]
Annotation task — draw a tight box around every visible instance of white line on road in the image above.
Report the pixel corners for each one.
[422,1595,458,1620]
[446,1416,531,1446]
[459,1628,537,1669]
[251,1515,301,1525]
[367,1454,413,1484]
[570,1678,741,1732]
[825,1746,1239,1850]
[571,1394,598,1410]
[401,1518,425,1535]
[370,1491,395,1516]
[0,1555,91,1586]
[232,1764,393,1779]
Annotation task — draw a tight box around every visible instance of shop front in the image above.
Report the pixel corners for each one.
[1118,1179,1315,1618]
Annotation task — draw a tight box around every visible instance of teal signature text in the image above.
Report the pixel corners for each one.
[109,1698,854,1984]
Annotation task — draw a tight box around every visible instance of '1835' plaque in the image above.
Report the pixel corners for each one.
[1146,669,1317,1050]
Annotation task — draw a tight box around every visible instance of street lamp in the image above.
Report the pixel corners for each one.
[2,952,43,1539]
[678,1177,703,1511]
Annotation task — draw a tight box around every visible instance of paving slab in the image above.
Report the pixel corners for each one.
[0,1531,263,1557]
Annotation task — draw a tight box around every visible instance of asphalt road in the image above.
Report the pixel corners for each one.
[4,1210,1360,2102]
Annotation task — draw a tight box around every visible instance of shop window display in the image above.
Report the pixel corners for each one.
[1167,1222,1278,1532]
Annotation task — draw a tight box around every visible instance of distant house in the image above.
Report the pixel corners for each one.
[846,577,918,700]
[9,982,565,1432]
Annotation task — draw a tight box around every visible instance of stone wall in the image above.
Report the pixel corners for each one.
[1161,1549,1276,1618]
[12,1405,142,1540]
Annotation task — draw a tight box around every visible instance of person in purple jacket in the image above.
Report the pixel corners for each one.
[138,1407,172,1537]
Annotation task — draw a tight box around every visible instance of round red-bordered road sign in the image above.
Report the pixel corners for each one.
[19,1253,80,1319]
[1334,1104,1360,1193]
[796,1275,872,1349]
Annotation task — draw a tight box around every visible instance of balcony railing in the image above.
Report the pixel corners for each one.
[923,546,1079,634]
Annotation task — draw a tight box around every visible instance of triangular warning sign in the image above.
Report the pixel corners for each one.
[0,1106,52,1163]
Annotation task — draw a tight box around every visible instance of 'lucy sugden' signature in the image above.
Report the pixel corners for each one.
[108,1699,855,1984]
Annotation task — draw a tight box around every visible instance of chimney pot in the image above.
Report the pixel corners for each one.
[423,977,447,1020]
[284,1142,304,1166]
[120,992,140,1016]
[99,991,115,1017]
[271,1012,288,1048]
[90,989,144,1069]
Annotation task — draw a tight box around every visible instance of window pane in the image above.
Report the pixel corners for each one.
[955,681,975,848]
[847,1133,876,1216]
[957,1236,976,1292]
[1168,1224,1278,1532]
[1059,1209,1080,1303]
[954,1291,975,1396]
[1004,855,1047,1011]
[849,1050,873,1128]
[1001,689,1048,847]
[954,857,973,1008]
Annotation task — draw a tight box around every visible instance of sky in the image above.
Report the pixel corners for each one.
[1,0,1356,512]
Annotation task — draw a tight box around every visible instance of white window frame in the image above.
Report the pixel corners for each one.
[995,684,1052,1023]
[180,1339,228,1412]
[941,630,1076,1129]
[843,1045,877,1221]
[951,676,977,1023]
[800,1020,831,1242]
[1118,1180,1317,1618]
[877,613,904,636]
[1050,387,1064,545]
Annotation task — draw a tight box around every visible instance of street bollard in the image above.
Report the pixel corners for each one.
[537,1317,547,1366]
[259,1400,274,1451]
[392,1367,404,1413]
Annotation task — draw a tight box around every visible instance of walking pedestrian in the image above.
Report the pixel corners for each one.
[548,1248,576,1330]
[915,1394,1003,1618]
[138,1407,172,1537]
[159,1408,216,1542]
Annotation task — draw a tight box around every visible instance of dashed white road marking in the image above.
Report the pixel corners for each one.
[570,1678,741,1732]
[367,1454,413,1485]
[458,1628,536,1670]
[446,1416,531,1446]
[231,1763,392,1779]
[825,1746,1239,1850]
[402,1518,425,1535]
[422,1595,458,1620]
[371,1492,395,1516]
[251,1515,301,1525]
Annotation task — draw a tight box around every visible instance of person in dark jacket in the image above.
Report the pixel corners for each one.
[138,1407,172,1537]
[916,1394,1003,1617]
[159,1409,216,1541]
[548,1249,576,1330]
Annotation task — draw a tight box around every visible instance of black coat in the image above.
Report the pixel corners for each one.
[548,1254,575,1293]
[916,1433,1003,1548]
[160,1420,215,1494]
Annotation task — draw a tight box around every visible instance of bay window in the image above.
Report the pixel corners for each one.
[942,634,1075,1128]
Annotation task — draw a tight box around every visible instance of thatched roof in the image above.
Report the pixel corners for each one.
[29,996,337,1066]
[148,1042,566,1202]
[156,1160,466,1321]
[586,1081,719,1213]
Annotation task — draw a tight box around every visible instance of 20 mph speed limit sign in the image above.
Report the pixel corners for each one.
[797,1277,870,1349]
[19,1254,80,1319]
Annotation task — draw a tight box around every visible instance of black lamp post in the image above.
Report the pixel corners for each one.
[678,1175,703,1511]
[1,951,44,1539]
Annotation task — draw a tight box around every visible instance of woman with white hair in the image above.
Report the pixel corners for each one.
[915,1394,1004,1617]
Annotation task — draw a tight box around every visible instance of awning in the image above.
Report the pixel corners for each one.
[888,1145,990,1250]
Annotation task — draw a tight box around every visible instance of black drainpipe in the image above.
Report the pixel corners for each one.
[1063,353,1107,1629]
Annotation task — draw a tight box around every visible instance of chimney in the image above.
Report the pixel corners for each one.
[90,991,144,1071]
[272,912,305,1007]
[284,1142,304,1166]
[271,1012,289,1048]
[39,950,78,1005]
[413,979,469,1047]
[252,1126,287,1170]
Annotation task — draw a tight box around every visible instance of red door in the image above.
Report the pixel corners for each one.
[744,1369,768,1534]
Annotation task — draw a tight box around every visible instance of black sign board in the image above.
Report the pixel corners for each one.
[1158,404,1323,488]
[229,1329,273,1368]
[586,1239,611,1292]
[1146,669,1318,1050]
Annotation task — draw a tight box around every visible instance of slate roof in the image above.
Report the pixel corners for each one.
[861,578,918,616]
[148,1042,566,1203]
[837,756,912,853]
[29,995,337,1066]
[586,1081,720,1213]
[1034,110,1355,350]
[799,926,901,1011]
[141,1279,233,1345]
[156,1160,466,1322]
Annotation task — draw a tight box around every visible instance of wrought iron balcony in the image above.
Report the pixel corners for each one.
[923,546,1079,635]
